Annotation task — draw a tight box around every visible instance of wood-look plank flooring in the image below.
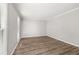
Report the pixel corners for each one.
[13,36,79,55]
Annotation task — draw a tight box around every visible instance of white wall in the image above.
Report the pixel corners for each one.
[17,16,21,42]
[21,19,46,38]
[47,8,79,47]
[0,30,2,54]
[0,4,8,55]
[7,4,20,54]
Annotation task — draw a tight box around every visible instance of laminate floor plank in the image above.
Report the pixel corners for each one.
[13,36,79,55]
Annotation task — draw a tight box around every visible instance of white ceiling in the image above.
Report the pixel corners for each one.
[15,3,79,20]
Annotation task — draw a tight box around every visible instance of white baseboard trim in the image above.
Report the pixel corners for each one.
[21,35,46,39]
[10,38,21,55]
[47,35,79,47]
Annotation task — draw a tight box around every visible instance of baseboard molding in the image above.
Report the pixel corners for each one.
[10,38,21,55]
[21,36,47,39]
[47,35,79,47]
